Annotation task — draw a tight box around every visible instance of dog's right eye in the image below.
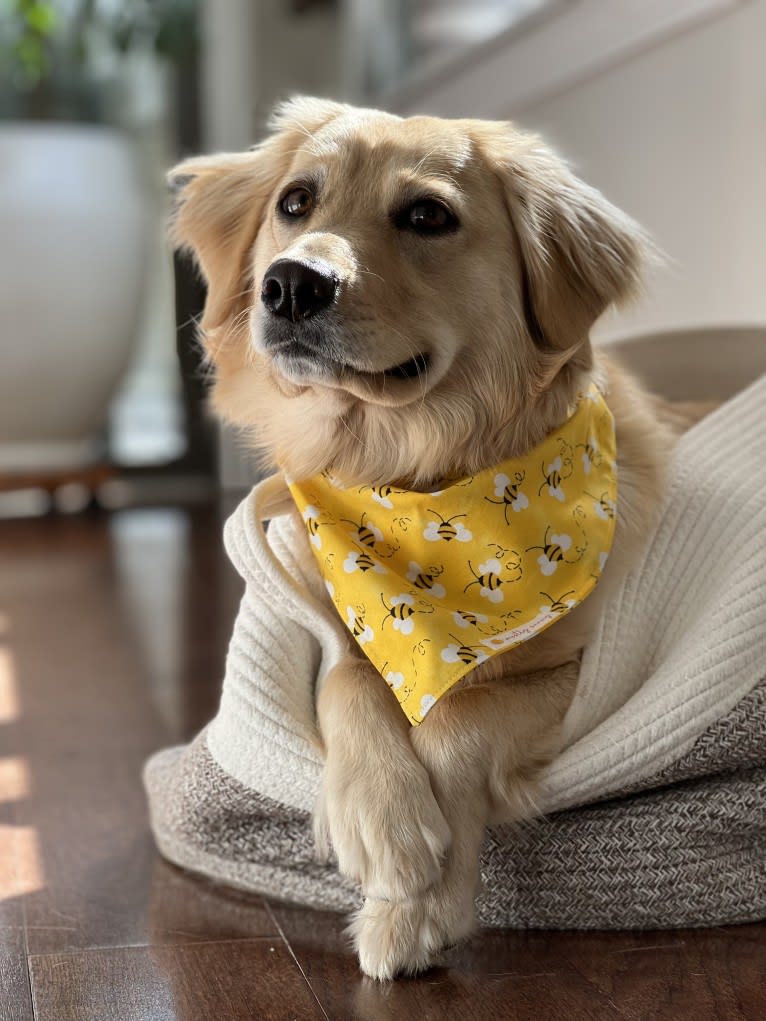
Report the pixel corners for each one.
[280,187,314,218]
[393,197,459,236]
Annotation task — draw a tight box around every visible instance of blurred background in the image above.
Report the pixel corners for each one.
[1,0,765,508]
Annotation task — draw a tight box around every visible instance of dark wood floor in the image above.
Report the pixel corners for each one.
[0,503,763,1021]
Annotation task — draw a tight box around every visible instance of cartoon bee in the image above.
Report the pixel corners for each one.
[361,483,396,509]
[345,604,374,645]
[527,527,582,576]
[382,666,406,692]
[539,440,574,502]
[451,608,490,630]
[380,593,433,635]
[577,437,602,475]
[406,561,446,598]
[586,490,617,521]
[465,554,522,603]
[539,589,577,615]
[418,693,438,718]
[321,472,346,489]
[485,471,529,522]
[378,660,407,696]
[441,634,489,667]
[343,548,387,574]
[341,512,384,549]
[423,510,473,543]
[302,504,334,549]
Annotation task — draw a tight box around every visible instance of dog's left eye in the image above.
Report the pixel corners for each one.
[403,199,458,235]
[280,187,314,218]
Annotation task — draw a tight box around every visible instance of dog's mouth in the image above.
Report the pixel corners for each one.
[268,338,433,398]
[361,352,431,381]
[254,304,443,404]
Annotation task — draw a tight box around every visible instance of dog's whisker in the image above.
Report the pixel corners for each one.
[339,412,367,450]
[228,285,257,303]
[358,267,386,286]
[229,303,254,331]
[411,147,446,177]
[178,310,203,333]
[286,118,318,142]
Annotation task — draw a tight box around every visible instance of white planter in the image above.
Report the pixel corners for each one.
[0,124,149,472]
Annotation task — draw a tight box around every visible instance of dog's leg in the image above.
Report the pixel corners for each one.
[315,655,452,902]
[352,662,578,980]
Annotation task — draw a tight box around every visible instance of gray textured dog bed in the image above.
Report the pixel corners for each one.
[145,333,766,928]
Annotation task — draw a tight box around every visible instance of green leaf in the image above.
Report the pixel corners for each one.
[25,3,58,36]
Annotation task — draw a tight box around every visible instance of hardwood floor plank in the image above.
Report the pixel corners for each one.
[148,858,284,947]
[0,952,34,1021]
[29,940,326,1021]
[0,812,25,951]
[269,902,622,1021]
[0,510,272,955]
[1,619,26,950]
[0,757,34,1020]
[548,925,766,1021]
[271,901,766,1021]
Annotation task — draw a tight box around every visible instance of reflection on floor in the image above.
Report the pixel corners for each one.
[0,505,763,1021]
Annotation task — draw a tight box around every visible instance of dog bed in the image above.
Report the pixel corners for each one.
[144,341,766,929]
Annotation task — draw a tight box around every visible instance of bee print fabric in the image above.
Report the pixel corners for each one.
[289,385,617,726]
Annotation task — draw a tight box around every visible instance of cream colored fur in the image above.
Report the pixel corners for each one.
[169,97,691,980]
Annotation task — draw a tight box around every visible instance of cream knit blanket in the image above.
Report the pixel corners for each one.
[206,374,766,816]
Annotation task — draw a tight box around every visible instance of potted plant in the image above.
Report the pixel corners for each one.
[0,0,195,480]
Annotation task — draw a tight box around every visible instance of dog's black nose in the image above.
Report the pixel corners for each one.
[261,259,337,322]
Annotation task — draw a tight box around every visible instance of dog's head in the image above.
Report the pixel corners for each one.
[170,97,646,485]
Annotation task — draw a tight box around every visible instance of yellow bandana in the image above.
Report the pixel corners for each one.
[289,385,617,725]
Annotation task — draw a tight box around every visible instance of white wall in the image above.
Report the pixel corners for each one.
[393,0,765,343]
[511,0,766,342]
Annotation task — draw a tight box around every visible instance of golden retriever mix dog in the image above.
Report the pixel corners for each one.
[169,97,687,980]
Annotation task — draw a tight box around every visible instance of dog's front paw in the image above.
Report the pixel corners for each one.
[316,749,451,901]
[350,882,476,980]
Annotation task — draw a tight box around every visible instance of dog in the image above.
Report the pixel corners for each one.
[169,97,693,980]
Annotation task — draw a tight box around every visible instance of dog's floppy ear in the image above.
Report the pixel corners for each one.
[168,96,347,334]
[168,150,271,332]
[482,127,648,366]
